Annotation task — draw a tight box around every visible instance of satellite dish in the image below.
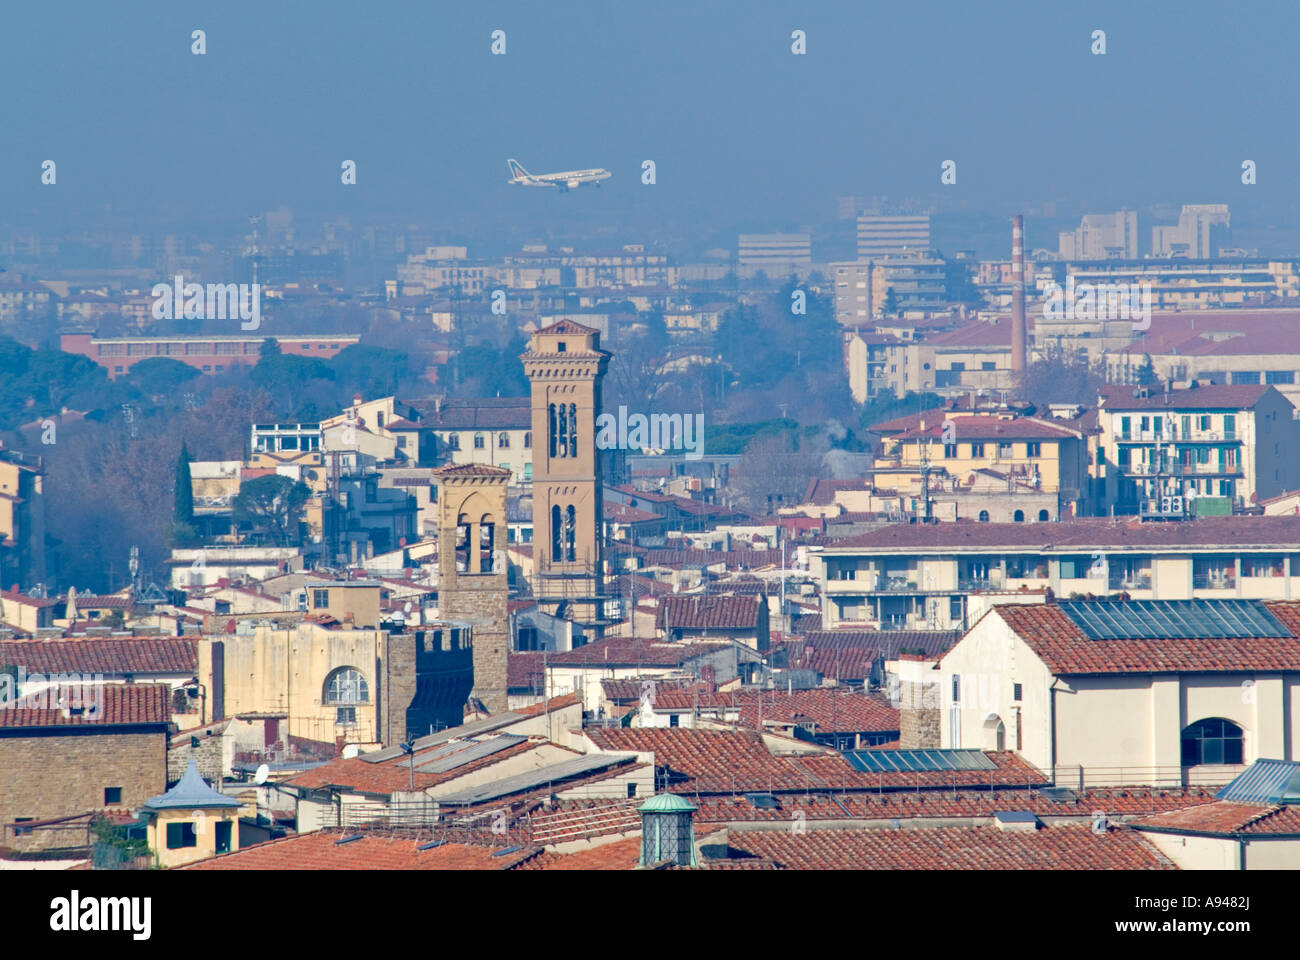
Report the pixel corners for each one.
[253,764,270,785]
[341,744,360,759]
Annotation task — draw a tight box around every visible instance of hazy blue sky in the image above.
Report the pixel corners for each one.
[3,0,1298,245]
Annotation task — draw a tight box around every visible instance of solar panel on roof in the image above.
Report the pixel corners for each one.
[334,833,364,845]
[843,749,996,773]
[1058,599,1291,641]
[491,845,521,857]
[414,734,526,773]
[416,839,446,850]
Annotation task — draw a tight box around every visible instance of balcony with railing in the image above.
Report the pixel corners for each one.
[1108,573,1152,591]
[1193,571,1236,590]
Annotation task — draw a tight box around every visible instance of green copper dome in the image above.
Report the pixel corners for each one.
[638,793,697,813]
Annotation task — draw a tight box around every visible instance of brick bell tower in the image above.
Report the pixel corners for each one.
[433,463,511,714]
[523,320,615,640]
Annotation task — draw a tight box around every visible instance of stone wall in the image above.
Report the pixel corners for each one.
[0,728,167,853]
[898,678,940,749]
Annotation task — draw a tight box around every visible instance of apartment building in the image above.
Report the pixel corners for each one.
[830,261,873,325]
[817,515,1300,631]
[412,397,533,481]
[857,215,930,259]
[870,410,1094,517]
[0,449,45,592]
[870,251,948,315]
[1151,204,1230,258]
[1058,211,1140,260]
[1095,383,1300,513]
[737,234,812,276]
[1105,310,1300,408]
[60,332,361,378]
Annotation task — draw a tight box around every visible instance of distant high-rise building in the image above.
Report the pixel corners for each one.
[830,261,873,325]
[737,233,812,274]
[1058,211,1139,260]
[1151,204,1231,258]
[857,215,930,259]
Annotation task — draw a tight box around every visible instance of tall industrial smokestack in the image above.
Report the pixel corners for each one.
[1011,214,1027,374]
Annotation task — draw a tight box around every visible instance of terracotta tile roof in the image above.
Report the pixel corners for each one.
[605,503,663,524]
[657,595,761,631]
[736,690,899,734]
[1099,382,1271,410]
[546,637,725,667]
[0,638,197,675]
[583,728,1045,794]
[518,834,645,870]
[507,651,545,689]
[283,738,538,794]
[512,692,581,716]
[893,415,1079,442]
[774,630,959,676]
[717,823,1172,870]
[646,687,900,735]
[824,515,1300,553]
[991,601,1300,675]
[431,463,511,478]
[0,682,171,729]
[622,785,1222,826]
[534,319,599,336]
[0,589,59,608]
[410,398,531,431]
[1133,801,1300,835]
[184,829,542,870]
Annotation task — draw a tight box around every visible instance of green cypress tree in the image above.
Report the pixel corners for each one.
[175,443,195,528]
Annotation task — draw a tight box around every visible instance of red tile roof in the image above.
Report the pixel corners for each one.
[518,834,645,870]
[990,600,1300,675]
[891,414,1079,443]
[0,638,197,675]
[546,637,726,667]
[717,823,1172,870]
[507,651,545,689]
[646,687,900,734]
[0,682,172,729]
[184,829,541,870]
[283,738,538,794]
[1133,801,1300,835]
[431,463,511,478]
[584,728,1045,794]
[824,515,1300,553]
[1099,382,1272,411]
[657,595,762,631]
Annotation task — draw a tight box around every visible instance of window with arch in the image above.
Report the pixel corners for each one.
[473,433,485,449]
[524,431,532,449]
[567,403,578,458]
[564,504,577,561]
[1038,509,1049,522]
[1013,510,1024,523]
[324,667,369,705]
[1181,718,1244,766]
[551,504,562,561]
[498,432,510,448]
[978,510,990,522]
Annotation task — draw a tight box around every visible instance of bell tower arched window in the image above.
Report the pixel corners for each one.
[551,504,563,561]
[564,504,577,562]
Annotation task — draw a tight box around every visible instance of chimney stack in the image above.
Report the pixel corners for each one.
[1011,215,1027,374]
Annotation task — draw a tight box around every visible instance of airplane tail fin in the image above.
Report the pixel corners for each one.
[507,158,531,180]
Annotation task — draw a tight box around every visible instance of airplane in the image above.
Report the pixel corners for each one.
[507,158,611,192]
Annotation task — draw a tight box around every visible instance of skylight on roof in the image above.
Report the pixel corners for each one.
[1058,599,1292,640]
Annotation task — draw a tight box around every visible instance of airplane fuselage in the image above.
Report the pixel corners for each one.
[507,159,611,191]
